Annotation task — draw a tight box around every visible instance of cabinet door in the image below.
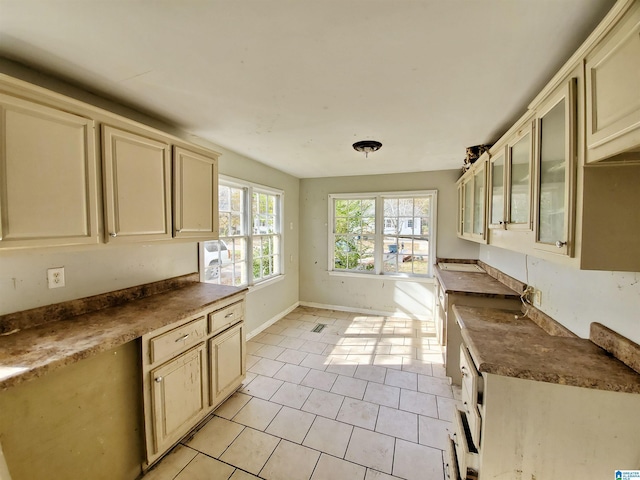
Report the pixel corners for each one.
[173,146,218,239]
[534,78,577,256]
[210,322,245,408]
[462,176,473,237]
[150,343,208,454]
[102,125,172,242]
[472,162,486,237]
[585,2,640,162]
[488,147,507,229]
[0,94,99,248]
[506,123,533,230]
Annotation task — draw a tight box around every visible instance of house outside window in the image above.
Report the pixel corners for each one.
[329,190,437,277]
[201,177,283,287]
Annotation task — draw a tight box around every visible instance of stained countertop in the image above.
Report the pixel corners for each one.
[0,280,246,391]
[454,305,640,393]
[435,265,521,298]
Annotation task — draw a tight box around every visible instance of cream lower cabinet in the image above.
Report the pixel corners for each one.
[150,343,208,454]
[448,345,640,480]
[209,322,245,407]
[0,93,99,248]
[142,293,246,468]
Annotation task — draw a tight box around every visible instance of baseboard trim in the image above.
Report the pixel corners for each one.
[299,301,432,322]
[246,301,300,340]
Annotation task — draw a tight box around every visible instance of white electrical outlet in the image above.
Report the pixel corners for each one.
[534,289,542,306]
[47,267,65,289]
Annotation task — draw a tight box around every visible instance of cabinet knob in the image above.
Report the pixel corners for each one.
[155,377,163,383]
[109,232,117,238]
[555,240,567,248]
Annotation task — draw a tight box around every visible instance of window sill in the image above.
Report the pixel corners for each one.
[248,274,285,293]
[327,270,434,284]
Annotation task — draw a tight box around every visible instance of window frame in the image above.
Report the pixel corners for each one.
[328,190,437,278]
[199,175,284,287]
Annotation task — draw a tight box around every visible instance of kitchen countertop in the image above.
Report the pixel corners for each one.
[454,305,640,394]
[0,278,246,391]
[435,264,522,299]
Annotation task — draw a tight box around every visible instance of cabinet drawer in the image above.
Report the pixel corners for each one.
[460,345,483,404]
[453,408,480,480]
[445,436,461,480]
[461,382,482,448]
[209,301,244,334]
[149,316,207,364]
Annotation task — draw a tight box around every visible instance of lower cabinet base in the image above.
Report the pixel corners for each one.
[141,294,247,469]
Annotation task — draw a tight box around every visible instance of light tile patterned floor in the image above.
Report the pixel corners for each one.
[142,306,462,480]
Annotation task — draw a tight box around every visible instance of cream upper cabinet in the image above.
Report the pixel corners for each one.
[457,158,487,243]
[505,122,534,231]
[102,125,172,242]
[0,94,99,248]
[585,1,640,163]
[488,146,507,230]
[534,78,578,256]
[173,146,218,240]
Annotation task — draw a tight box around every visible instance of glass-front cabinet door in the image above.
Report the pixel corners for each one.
[472,163,486,236]
[534,78,577,256]
[458,158,487,243]
[506,123,533,230]
[489,147,506,229]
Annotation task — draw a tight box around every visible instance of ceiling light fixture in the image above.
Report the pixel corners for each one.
[352,140,382,158]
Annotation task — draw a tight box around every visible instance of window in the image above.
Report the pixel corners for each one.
[201,177,283,287]
[329,191,437,277]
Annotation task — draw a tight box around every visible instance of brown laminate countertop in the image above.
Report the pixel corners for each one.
[0,282,246,391]
[435,266,521,299]
[454,305,640,394]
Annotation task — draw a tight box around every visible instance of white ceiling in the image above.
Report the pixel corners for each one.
[0,0,616,178]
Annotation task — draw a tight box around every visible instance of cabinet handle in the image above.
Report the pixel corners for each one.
[175,333,190,342]
[225,312,235,319]
[155,377,163,383]
[555,240,567,248]
[109,232,117,238]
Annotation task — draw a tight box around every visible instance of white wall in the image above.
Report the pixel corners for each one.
[211,144,300,334]
[299,170,479,317]
[480,244,640,344]
[0,60,300,335]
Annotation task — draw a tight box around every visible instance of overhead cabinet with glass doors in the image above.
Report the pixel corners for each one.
[458,0,640,272]
[457,158,487,244]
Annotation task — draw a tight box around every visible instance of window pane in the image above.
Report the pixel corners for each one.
[509,133,531,224]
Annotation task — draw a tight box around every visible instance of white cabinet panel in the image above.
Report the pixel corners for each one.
[209,322,245,407]
[102,125,172,242]
[173,146,218,239]
[0,94,98,248]
[150,343,208,453]
[585,2,640,162]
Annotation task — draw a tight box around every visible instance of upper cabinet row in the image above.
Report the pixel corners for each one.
[0,85,219,249]
[457,0,640,272]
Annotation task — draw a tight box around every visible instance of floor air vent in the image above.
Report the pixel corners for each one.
[312,323,327,333]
